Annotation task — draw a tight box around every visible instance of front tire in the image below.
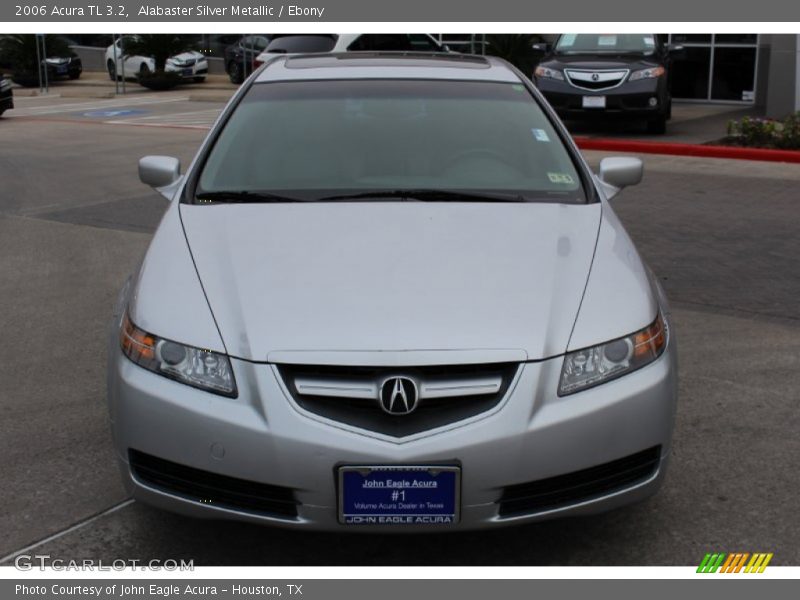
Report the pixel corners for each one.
[228,60,243,84]
[107,60,117,81]
[138,63,151,79]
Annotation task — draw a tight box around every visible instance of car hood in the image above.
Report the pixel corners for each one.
[168,51,205,62]
[542,55,660,70]
[180,202,601,363]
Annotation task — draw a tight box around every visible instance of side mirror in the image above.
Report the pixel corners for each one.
[139,155,180,188]
[139,155,182,200]
[599,157,643,193]
[531,43,550,55]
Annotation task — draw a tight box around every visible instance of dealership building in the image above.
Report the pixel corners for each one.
[436,33,800,117]
[64,33,800,117]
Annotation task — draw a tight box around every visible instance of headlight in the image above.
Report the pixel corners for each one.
[558,314,667,396]
[120,314,237,397]
[628,66,665,81]
[534,66,565,81]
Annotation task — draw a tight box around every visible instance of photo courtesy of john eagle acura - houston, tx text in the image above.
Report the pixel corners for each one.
[106,52,677,530]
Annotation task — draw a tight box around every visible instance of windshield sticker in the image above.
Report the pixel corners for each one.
[531,128,551,142]
[560,34,576,47]
[548,172,575,185]
[512,84,526,92]
[598,35,617,46]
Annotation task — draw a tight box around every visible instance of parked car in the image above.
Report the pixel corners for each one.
[43,51,82,81]
[224,34,272,84]
[105,36,208,82]
[0,34,81,87]
[532,34,682,134]
[252,34,447,69]
[0,76,13,115]
[110,53,676,531]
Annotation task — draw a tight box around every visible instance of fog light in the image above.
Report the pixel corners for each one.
[648,97,658,107]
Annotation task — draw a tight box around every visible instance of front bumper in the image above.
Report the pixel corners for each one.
[166,62,208,78]
[107,328,677,531]
[535,77,667,119]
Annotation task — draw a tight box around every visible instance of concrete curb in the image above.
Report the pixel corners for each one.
[574,137,800,164]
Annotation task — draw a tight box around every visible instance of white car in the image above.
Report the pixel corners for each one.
[253,34,447,68]
[105,36,208,82]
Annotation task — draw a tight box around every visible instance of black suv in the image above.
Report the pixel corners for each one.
[532,34,683,134]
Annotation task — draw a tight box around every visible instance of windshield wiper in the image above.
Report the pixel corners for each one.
[314,189,530,203]
[195,191,306,204]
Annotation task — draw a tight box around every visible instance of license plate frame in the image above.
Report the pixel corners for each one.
[338,465,461,525]
[582,95,607,109]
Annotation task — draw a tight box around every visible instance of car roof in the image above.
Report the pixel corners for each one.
[254,53,521,83]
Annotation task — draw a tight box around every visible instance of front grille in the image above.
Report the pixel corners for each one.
[497,446,661,517]
[277,362,520,437]
[565,69,628,91]
[129,449,299,519]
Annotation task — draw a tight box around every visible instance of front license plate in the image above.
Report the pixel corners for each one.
[582,95,606,108]
[339,466,460,525]
[181,68,193,76]
[56,66,68,74]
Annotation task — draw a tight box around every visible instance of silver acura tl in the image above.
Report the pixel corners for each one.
[107,53,677,530]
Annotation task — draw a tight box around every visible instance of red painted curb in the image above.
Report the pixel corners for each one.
[574,137,800,164]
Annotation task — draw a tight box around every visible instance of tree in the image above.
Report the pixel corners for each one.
[0,34,72,74]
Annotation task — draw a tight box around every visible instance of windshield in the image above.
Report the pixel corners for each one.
[195,79,586,203]
[555,33,659,55]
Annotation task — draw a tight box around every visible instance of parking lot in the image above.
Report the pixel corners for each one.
[1,92,799,566]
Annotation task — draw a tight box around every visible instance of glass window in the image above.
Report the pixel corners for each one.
[711,47,757,101]
[197,80,585,203]
[265,35,337,54]
[670,34,712,44]
[670,46,712,99]
[715,34,757,45]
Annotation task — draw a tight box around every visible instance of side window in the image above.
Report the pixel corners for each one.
[347,35,411,52]
[407,34,440,51]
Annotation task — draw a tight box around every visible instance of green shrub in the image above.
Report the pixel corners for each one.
[727,112,800,149]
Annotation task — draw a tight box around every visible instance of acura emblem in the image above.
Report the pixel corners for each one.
[591,73,600,81]
[380,376,419,415]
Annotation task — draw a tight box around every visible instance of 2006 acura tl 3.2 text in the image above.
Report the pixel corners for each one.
[107,52,677,531]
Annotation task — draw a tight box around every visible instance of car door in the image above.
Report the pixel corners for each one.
[124,37,146,75]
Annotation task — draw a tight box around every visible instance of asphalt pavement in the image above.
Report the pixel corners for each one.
[0,94,798,566]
